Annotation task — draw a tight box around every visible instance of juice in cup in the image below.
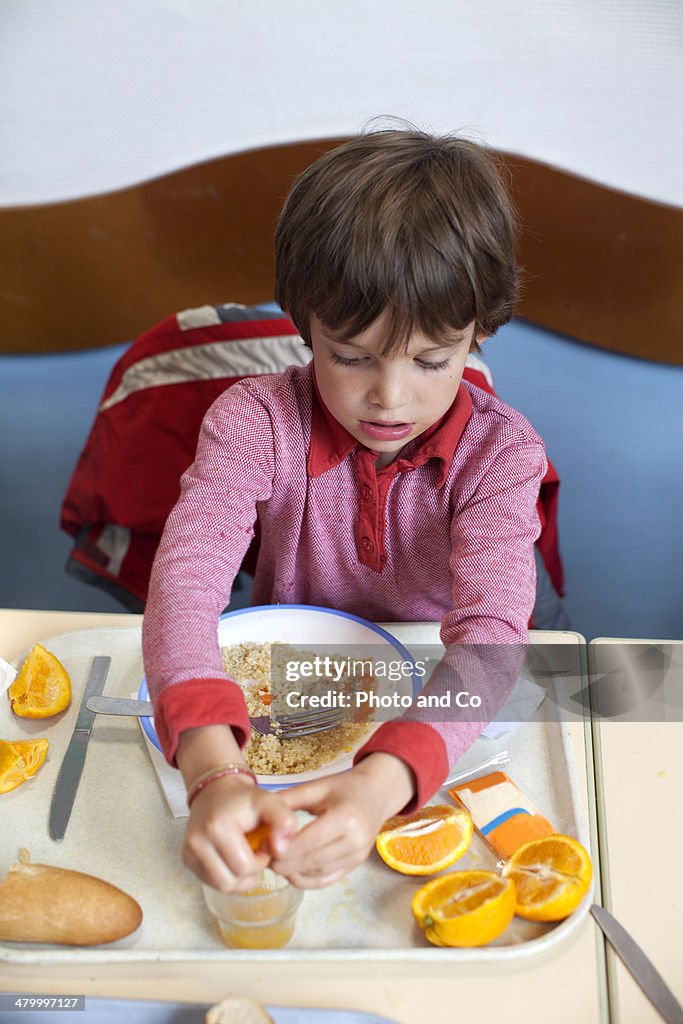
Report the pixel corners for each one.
[203,870,303,949]
[217,884,296,949]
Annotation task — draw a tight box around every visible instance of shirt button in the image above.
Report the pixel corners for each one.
[360,536,374,553]
[361,485,373,501]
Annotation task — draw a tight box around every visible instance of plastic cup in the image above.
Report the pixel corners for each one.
[202,869,304,949]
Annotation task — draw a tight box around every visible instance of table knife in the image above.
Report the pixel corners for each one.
[86,694,273,735]
[49,655,111,841]
[87,695,153,716]
[591,904,683,1023]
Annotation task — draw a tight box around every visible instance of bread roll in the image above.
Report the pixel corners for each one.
[0,853,142,945]
[205,995,274,1024]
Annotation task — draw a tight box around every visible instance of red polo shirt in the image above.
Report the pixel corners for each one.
[144,362,545,809]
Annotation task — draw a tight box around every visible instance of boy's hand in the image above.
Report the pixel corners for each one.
[271,753,415,888]
[183,774,297,892]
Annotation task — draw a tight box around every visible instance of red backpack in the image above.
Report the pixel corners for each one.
[61,303,563,611]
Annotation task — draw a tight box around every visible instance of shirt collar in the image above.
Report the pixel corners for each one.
[307,363,473,486]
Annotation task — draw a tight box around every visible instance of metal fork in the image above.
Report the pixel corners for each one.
[250,705,350,739]
[86,695,350,740]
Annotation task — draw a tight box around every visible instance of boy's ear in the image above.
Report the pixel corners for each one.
[470,333,487,353]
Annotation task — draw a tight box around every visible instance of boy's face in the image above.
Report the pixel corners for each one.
[310,311,476,468]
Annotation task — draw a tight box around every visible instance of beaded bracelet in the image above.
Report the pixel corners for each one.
[186,762,257,808]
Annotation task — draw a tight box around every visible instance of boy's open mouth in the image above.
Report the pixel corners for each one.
[359,420,413,441]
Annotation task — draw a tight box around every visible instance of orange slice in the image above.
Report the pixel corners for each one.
[0,738,49,793]
[246,823,272,853]
[9,644,72,719]
[376,805,473,875]
[503,834,592,921]
[412,870,516,947]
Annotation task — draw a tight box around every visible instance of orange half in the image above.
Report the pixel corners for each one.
[503,834,593,921]
[0,738,49,793]
[376,805,473,875]
[9,643,72,719]
[412,869,516,947]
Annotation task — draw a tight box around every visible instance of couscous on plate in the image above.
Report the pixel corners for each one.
[221,641,375,775]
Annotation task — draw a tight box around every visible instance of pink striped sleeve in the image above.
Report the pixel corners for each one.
[369,442,547,805]
[142,384,276,712]
[432,441,546,771]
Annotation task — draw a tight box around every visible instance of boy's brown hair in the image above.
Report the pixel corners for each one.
[274,127,520,353]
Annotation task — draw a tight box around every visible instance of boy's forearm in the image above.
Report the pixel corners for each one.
[175,724,248,787]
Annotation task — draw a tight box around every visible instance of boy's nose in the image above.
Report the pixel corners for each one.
[368,369,409,412]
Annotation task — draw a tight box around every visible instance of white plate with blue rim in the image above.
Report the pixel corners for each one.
[138,604,421,790]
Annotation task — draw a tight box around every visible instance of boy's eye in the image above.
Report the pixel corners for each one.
[329,352,452,372]
[329,352,367,367]
[416,358,452,372]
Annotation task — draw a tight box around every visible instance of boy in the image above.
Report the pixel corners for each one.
[142,128,547,892]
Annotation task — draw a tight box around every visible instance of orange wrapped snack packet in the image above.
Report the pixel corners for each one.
[449,770,556,859]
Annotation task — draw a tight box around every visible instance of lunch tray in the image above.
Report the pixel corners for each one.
[0,625,592,965]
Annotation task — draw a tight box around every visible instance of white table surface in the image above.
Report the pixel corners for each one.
[0,610,607,1024]
[591,638,683,1024]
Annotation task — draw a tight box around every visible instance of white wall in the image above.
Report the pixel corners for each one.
[2,0,681,207]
